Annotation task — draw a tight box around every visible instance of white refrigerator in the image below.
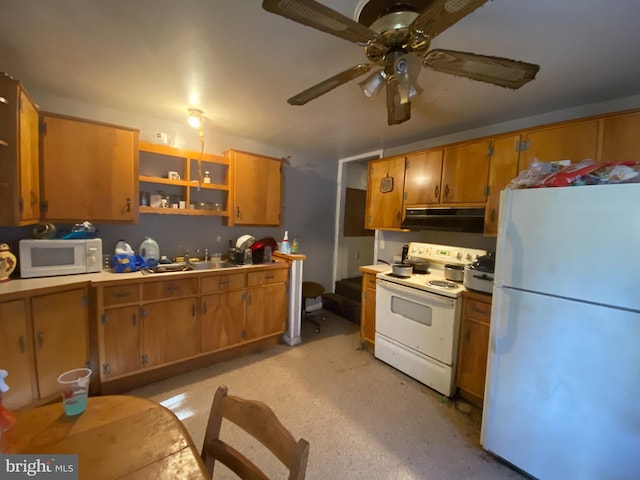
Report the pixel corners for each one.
[481,183,640,480]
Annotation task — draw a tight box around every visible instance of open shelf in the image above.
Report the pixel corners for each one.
[139,142,230,216]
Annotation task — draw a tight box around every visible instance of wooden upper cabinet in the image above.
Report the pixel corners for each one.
[484,135,520,235]
[365,156,406,229]
[518,120,599,170]
[441,139,491,203]
[600,112,640,162]
[225,150,282,226]
[40,113,139,222]
[0,77,40,226]
[403,149,443,205]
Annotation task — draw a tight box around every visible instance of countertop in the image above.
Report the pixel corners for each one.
[0,261,289,297]
[359,264,392,275]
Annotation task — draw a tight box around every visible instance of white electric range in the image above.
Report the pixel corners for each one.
[374,242,487,397]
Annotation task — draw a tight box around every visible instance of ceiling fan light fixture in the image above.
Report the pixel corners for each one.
[359,70,387,98]
[187,108,204,128]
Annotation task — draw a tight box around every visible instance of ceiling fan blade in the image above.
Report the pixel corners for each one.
[288,64,373,105]
[262,0,382,45]
[424,49,540,89]
[411,0,488,39]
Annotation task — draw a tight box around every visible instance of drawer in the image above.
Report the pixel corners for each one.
[463,297,491,324]
[247,268,288,287]
[201,273,246,293]
[143,278,198,301]
[103,284,140,306]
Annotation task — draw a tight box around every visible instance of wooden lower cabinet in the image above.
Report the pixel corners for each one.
[102,305,140,378]
[0,298,36,409]
[360,272,377,345]
[245,283,287,340]
[143,298,199,366]
[0,287,89,409]
[456,290,492,407]
[31,288,89,399]
[200,290,245,352]
[96,265,289,390]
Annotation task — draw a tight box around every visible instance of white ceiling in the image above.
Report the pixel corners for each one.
[2,0,640,159]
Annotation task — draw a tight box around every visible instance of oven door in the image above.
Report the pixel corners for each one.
[375,279,460,365]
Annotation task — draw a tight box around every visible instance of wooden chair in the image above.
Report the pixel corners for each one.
[201,385,310,480]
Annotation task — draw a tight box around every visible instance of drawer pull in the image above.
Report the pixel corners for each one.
[37,331,43,349]
[203,302,207,314]
[114,291,131,298]
[219,280,229,286]
[166,286,180,292]
[191,304,196,316]
[18,335,25,353]
[265,275,274,280]
[132,313,137,326]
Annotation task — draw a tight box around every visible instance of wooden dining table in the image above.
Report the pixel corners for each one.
[1,395,209,480]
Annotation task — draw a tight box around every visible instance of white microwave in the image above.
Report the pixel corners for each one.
[19,238,103,278]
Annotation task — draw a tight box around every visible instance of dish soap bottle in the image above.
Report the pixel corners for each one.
[291,237,299,254]
[280,231,291,254]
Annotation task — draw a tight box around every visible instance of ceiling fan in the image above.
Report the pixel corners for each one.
[262,0,540,125]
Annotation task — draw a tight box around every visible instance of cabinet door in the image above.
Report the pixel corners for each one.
[31,288,89,399]
[0,299,36,409]
[600,112,640,162]
[403,149,443,205]
[365,156,406,229]
[40,113,138,222]
[519,120,599,170]
[484,135,520,235]
[143,298,198,367]
[0,80,39,226]
[245,283,287,340]
[360,274,377,344]
[229,151,282,226]
[102,306,141,378]
[441,140,491,203]
[200,291,245,352]
[456,317,490,401]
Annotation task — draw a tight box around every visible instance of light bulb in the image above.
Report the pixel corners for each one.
[187,109,203,128]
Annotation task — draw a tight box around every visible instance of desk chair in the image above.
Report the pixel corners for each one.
[301,281,326,333]
[201,385,309,480]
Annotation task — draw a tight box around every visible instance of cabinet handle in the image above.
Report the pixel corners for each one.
[0,96,7,105]
[126,197,131,212]
[444,184,450,198]
[434,185,439,199]
[490,209,496,222]
[465,328,471,341]
[18,335,25,353]
[247,294,252,305]
[132,313,137,326]
[37,331,43,349]
[203,302,207,314]
[191,303,196,317]
[0,140,8,148]
[236,206,241,218]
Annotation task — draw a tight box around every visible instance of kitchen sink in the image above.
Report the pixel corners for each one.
[140,261,238,274]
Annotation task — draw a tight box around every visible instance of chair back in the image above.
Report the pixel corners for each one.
[201,385,309,480]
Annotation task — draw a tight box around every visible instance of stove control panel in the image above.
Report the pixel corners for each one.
[408,242,486,265]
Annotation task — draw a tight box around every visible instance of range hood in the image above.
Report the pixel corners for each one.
[401,207,485,233]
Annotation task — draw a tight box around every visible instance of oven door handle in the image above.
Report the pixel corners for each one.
[376,279,455,309]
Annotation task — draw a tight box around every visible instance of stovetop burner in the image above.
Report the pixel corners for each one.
[428,280,459,289]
